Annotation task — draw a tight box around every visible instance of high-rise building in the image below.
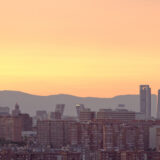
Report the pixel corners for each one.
[157,128,160,152]
[37,120,75,148]
[149,125,160,151]
[140,85,151,120]
[12,103,21,116]
[49,111,62,120]
[36,110,48,120]
[97,109,136,121]
[19,113,33,131]
[70,122,81,146]
[55,104,65,115]
[103,123,145,151]
[0,116,22,142]
[76,104,85,118]
[79,108,96,122]
[157,90,160,119]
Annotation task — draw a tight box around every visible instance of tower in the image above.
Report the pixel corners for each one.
[55,104,65,116]
[12,103,21,116]
[140,85,151,120]
[157,90,160,119]
[75,104,85,118]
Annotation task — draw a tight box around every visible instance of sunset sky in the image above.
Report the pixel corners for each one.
[0,0,160,97]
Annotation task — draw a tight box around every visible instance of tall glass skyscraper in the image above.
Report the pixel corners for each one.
[140,85,151,120]
[157,90,160,119]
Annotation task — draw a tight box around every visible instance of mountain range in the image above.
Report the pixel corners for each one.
[0,90,157,117]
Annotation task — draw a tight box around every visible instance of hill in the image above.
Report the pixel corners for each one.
[0,90,157,117]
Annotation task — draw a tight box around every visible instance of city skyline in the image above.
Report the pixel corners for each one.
[1,1,160,159]
[0,0,160,97]
[0,84,158,118]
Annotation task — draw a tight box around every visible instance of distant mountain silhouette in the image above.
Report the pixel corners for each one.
[0,90,157,117]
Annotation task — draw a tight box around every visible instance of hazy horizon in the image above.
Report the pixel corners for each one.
[0,89,157,98]
[0,90,157,117]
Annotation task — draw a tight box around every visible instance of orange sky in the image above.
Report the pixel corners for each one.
[0,0,160,97]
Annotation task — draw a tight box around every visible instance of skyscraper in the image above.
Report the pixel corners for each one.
[157,90,160,119]
[55,104,65,115]
[12,103,21,116]
[75,104,85,118]
[140,85,151,120]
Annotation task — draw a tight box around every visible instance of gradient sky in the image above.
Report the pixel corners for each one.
[0,0,160,97]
